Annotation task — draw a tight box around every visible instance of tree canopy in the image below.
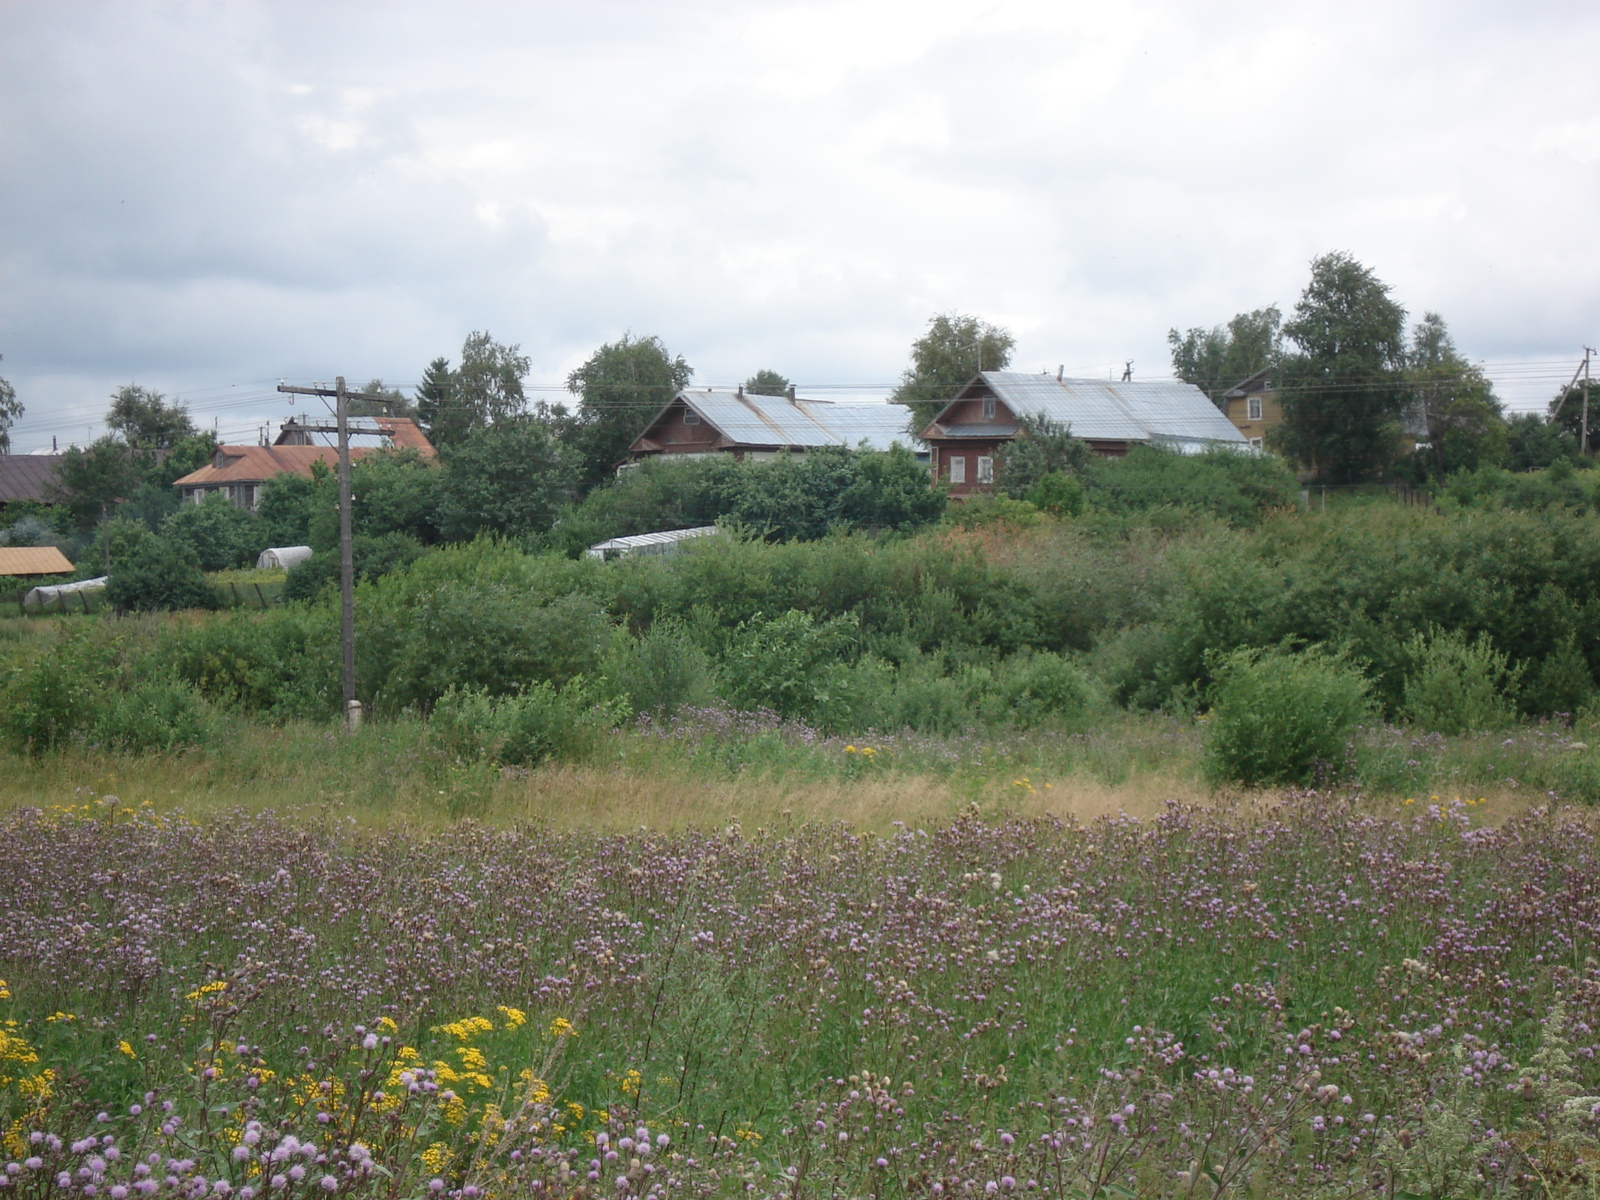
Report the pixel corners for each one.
[892,313,1015,433]
[414,333,529,447]
[0,356,20,454]
[565,333,693,491]
[1166,306,1281,405]
[106,385,196,449]
[744,369,790,397]
[1402,313,1505,480]
[1272,252,1409,483]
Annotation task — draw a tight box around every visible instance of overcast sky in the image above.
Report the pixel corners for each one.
[2,0,1597,451]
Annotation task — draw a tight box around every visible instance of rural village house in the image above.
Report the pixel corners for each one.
[921,371,1248,496]
[1218,367,1283,449]
[0,454,65,514]
[629,387,916,461]
[172,417,435,509]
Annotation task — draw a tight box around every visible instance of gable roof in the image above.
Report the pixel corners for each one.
[637,390,913,453]
[175,419,437,489]
[173,445,348,488]
[0,455,64,504]
[0,546,74,577]
[925,373,1247,451]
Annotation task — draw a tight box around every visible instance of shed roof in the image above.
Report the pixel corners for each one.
[0,455,64,503]
[0,546,74,576]
[927,373,1247,447]
[655,391,913,452]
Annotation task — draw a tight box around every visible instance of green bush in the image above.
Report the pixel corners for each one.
[93,679,211,753]
[0,639,104,752]
[429,681,622,766]
[106,540,219,612]
[1203,646,1372,787]
[602,619,716,717]
[166,608,339,720]
[717,609,860,724]
[281,533,428,603]
[1025,471,1086,516]
[981,649,1099,729]
[160,493,263,570]
[1399,627,1522,735]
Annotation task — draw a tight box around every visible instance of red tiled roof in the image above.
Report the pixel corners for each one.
[0,455,64,503]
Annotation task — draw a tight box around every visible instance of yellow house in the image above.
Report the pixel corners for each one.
[1219,367,1281,450]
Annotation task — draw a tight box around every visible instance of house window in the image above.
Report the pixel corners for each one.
[683,409,700,425]
[976,456,994,484]
[949,456,966,485]
[1247,395,1263,421]
[982,397,996,421]
[1250,437,1263,450]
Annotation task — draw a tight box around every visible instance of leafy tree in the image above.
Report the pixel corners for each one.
[1403,313,1506,480]
[350,378,412,419]
[1273,252,1409,483]
[307,451,442,549]
[1167,306,1281,405]
[415,333,530,447]
[565,333,693,491]
[1505,412,1578,472]
[106,385,196,448]
[106,542,219,612]
[256,469,323,547]
[46,438,144,530]
[893,313,1015,433]
[160,493,264,571]
[996,415,1094,499]
[744,369,790,396]
[1548,371,1600,454]
[437,420,572,541]
[0,355,20,453]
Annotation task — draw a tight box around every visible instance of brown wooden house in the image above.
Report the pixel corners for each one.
[921,372,1249,496]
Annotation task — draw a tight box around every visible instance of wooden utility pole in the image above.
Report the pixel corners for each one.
[1585,348,1595,457]
[276,378,398,731]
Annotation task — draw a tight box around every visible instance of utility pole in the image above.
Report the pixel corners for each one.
[1551,348,1593,453]
[276,378,398,732]
[1585,347,1594,457]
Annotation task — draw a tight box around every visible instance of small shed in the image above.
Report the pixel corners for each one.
[586,526,720,561]
[257,546,314,570]
[0,546,75,578]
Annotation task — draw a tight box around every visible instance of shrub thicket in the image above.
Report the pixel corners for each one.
[1203,645,1372,787]
[1399,626,1522,735]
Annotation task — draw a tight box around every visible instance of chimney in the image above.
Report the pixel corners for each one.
[786,384,796,402]
[1056,365,1064,381]
[737,385,744,398]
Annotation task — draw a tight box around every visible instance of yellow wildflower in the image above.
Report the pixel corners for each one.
[547,1016,577,1039]
[118,1040,137,1059]
[496,1005,527,1030]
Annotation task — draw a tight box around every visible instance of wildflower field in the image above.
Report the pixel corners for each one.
[6,794,1600,1199]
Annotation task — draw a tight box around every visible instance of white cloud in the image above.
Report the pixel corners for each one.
[1,0,1596,445]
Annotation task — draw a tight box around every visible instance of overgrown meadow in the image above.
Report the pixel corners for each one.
[12,497,1600,1196]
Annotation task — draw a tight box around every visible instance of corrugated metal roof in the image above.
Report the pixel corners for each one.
[935,374,1246,447]
[0,546,74,576]
[0,455,64,503]
[679,391,913,452]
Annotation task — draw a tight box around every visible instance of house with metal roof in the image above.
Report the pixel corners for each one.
[172,417,436,509]
[921,372,1249,496]
[629,387,915,461]
[0,455,65,510]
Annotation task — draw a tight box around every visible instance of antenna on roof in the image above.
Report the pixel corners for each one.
[1121,361,1133,382]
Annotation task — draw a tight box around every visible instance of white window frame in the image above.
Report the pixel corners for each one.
[1247,395,1263,421]
[976,455,994,484]
[683,408,700,426]
[949,455,966,485]
[1249,437,1263,450]
[982,397,996,421]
